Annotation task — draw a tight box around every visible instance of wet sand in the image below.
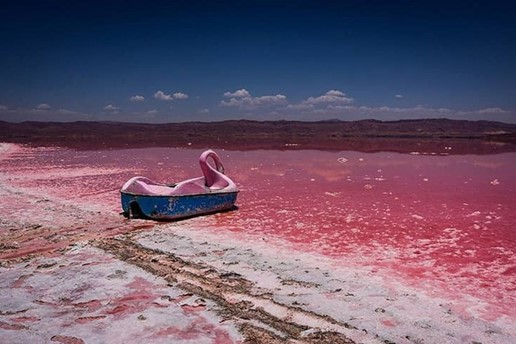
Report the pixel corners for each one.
[1,142,515,343]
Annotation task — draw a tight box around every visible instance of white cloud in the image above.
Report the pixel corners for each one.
[199,108,210,114]
[173,92,188,100]
[0,105,90,122]
[130,95,145,102]
[57,109,79,115]
[303,90,354,105]
[154,90,189,101]
[471,107,508,115]
[286,103,315,111]
[145,109,158,115]
[103,104,120,115]
[305,104,513,122]
[214,89,515,123]
[36,103,51,110]
[220,89,287,110]
[103,104,119,111]
[326,90,346,97]
[224,89,251,98]
[154,90,174,101]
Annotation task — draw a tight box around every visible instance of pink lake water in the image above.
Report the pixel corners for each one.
[2,145,515,323]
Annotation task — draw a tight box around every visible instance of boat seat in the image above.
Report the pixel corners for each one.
[171,177,209,195]
[121,176,211,196]
[121,177,174,196]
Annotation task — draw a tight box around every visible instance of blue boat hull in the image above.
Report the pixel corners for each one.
[121,191,238,220]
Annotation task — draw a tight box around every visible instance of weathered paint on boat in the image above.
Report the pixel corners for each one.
[121,191,238,220]
[120,149,238,220]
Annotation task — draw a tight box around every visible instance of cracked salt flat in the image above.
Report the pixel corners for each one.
[0,244,242,344]
[135,227,515,343]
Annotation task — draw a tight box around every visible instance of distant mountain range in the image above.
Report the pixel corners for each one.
[1,118,515,154]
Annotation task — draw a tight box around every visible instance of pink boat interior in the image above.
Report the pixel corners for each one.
[121,149,238,196]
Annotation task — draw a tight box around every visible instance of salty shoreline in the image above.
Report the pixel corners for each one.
[1,142,515,343]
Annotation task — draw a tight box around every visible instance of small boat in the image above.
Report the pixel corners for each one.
[120,149,238,220]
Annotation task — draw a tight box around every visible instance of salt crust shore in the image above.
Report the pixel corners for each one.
[0,245,242,344]
[132,223,515,343]
[0,142,22,157]
[1,142,515,343]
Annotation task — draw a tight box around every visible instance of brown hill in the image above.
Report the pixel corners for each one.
[1,118,515,154]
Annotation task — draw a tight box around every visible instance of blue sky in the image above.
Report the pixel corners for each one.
[1,0,515,123]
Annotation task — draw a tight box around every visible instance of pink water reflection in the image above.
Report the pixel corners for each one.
[3,146,515,321]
